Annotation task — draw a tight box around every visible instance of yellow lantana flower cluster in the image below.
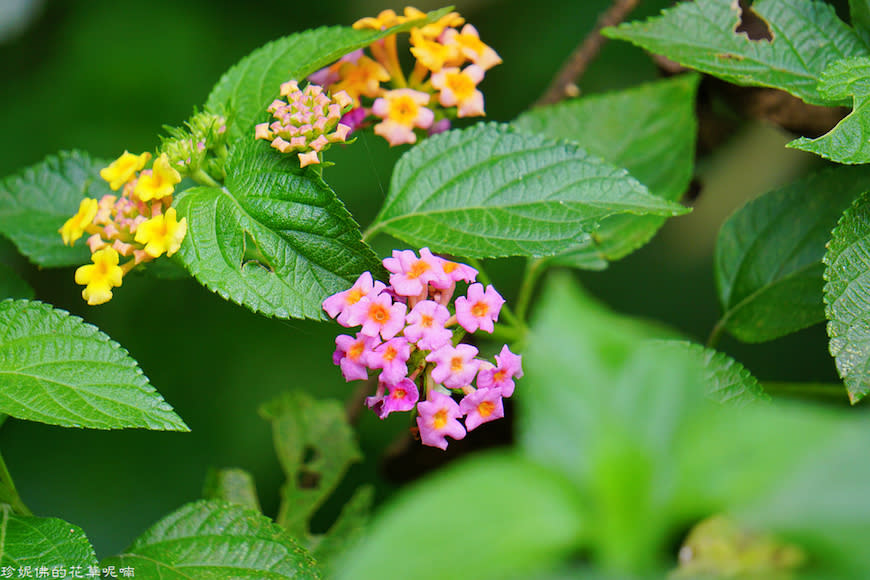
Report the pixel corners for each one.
[59,151,188,305]
[306,7,501,147]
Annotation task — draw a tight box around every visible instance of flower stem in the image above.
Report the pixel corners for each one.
[361,223,380,244]
[0,436,31,516]
[191,168,222,189]
[706,317,726,349]
[515,257,547,323]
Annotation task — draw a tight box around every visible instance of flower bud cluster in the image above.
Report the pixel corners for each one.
[323,248,522,450]
[308,7,502,147]
[59,151,187,305]
[160,110,228,180]
[255,81,354,168]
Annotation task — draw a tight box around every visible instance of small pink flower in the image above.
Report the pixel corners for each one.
[455,283,504,334]
[476,344,523,396]
[426,343,480,388]
[416,391,466,449]
[346,293,408,340]
[366,337,411,385]
[383,248,448,297]
[459,387,504,431]
[380,378,419,418]
[372,89,434,146]
[334,333,378,382]
[431,65,486,118]
[404,300,452,351]
[322,271,386,326]
[432,258,477,288]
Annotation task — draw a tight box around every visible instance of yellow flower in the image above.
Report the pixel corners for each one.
[403,7,464,39]
[134,207,187,258]
[134,153,182,202]
[353,9,405,30]
[75,247,123,305]
[59,198,98,246]
[100,151,151,191]
[410,28,460,73]
[332,56,391,103]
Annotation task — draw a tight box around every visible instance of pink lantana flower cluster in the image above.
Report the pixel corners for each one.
[323,248,522,450]
[307,7,502,147]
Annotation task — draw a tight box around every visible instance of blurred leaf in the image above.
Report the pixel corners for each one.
[368,123,688,258]
[0,150,109,267]
[100,500,319,578]
[260,391,362,538]
[852,0,870,48]
[175,139,380,320]
[0,507,98,569]
[311,485,373,578]
[604,0,867,106]
[789,57,870,163]
[824,191,870,402]
[206,7,452,141]
[0,299,188,430]
[203,467,262,513]
[514,74,699,267]
[714,166,870,343]
[332,453,583,580]
[648,340,769,405]
[0,263,33,299]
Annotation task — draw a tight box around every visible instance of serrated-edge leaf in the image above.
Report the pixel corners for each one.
[0,507,98,568]
[370,123,688,259]
[206,8,453,140]
[101,500,319,579]
[514,74,699,267]
[788,56,870,164]
[0,150,111,267]
[0,299,188,430]
[715,165,870,343]
[648,340,769,405]
[175,140,381,320]
[604,0,868,106]
[824,190,870,402]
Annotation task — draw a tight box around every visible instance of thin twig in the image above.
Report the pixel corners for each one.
[534,0,641,107]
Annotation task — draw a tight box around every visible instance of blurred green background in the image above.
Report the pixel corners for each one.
[0,0,843,558]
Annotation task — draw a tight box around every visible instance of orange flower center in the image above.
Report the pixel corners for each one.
[442,261,458,274]
[390,96,419,125]
[450,356,464,372]
[477,401,495,418]
[471,301,488,317]
[383,345,397,362]
[346,288,364,305]
[420,314,433,328]
[369,303,389,323]
[433,409,448,429]
[447,73,475,100]
[348,342,365,361]
[408,260,430,279]
[391,388,407,400]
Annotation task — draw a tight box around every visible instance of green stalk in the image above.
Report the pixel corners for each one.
[514,257,547,323]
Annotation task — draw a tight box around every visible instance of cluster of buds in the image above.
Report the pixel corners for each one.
[308,7,502,146]
[160,110,228,181]
[255,81,354,167]
[59,151,187,305]
[323,248,522,450]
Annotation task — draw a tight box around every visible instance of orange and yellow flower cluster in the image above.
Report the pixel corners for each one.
[308,7,502,146]
[59,151,188,305]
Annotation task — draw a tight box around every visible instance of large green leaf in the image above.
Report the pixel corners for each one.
[520,274,870,575]
[789,57,870,163]
[604,0,868,106]
[514,74,699,268]
[175,139,380,320]
[332,453,584,580]
[367,123,688,258]
[824,191,870,402]
[714,166,870,343]
[100,500,319,578]
[0,507,98,569]
[206,8,452,140]
[260,391,362,538]
[0,151,110,267]
[0,299,187,430]
[0,264,33,300]
[648,340,769,405]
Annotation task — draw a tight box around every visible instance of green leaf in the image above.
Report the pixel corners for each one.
[260,391,362,538]
[647,340,769,405]
[206,8,452,140]
[203,467,262,513]
[0,299,188,430]
[0,264,33,300]
[604,0,868,106]
[788,57,870,163]
[0,507,98,569]
[514,74,699,268]
[332,453,584,580]
[714,166,870,343]
[824,191,870,402]
[100,500,319,578]
[0,151,110,267]
[851,0,870,48]
[368,123,688,258]
[175,139,380,320]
